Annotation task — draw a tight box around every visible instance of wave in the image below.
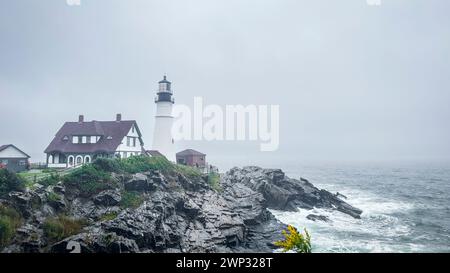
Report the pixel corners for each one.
[270,187,421,253]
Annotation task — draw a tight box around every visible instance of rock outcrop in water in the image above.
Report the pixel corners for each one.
[224,167,362,219]
[0,165,361,253]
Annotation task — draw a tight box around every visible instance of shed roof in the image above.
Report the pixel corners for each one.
[176,149,206,157]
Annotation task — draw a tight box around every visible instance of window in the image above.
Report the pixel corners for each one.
[73,136,79,144]
[1,159,8,165]
[86,136,91,144]
[82,136,87,143]
[63,136,69,141]
[127,137,131,146]
[123,152,128,158]
[132,125,135,133]
[19,160,26,166]
[133,138,136,147]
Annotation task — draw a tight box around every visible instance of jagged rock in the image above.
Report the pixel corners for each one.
[15,224,44,253]
[335,192,347,199]
[306,214,331,222]
[46,191,66,211]
[176,198,201,218]
[124,173,155,192]
[7,191,37,218]
[53,183,65,195]
[1,165,362,253]
[8,191,30,206]
[48,198,66,211]
[93,190,121,206]
[50,232,140,253]
[223,166,362,219]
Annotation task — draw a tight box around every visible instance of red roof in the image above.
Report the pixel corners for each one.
[176,149,206,157]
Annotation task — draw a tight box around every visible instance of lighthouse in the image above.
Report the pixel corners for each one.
[152,75,175,161]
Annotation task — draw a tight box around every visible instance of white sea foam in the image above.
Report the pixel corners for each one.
[270,187,420,252]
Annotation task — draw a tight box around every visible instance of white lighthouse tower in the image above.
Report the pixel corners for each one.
[152,75,175,161]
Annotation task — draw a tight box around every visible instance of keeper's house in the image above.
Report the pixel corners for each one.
[0,144,30,172]
[44,114,144,168]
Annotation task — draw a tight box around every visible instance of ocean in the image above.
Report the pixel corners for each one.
[215,159,450,253]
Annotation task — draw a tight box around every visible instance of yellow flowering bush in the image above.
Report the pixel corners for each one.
[275,225,311,253]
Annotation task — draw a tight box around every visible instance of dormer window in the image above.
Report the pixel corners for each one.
[63,136,69,141]
[107,136,112,140]
[72,135,101,144]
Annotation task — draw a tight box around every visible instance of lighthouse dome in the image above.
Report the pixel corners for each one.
[158,75,172,93]
[155,75,174,103]
[158,75,171,84]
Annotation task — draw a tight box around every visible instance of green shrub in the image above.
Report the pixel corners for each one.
[101,233,118,246]
[207,173,222,192]
[120,191,144,209]
[43,215,86,242]
[92,156,174,175]
[118,155,174,174]
[92,158,122,173]
[0,169,26,197]
[42,168,56,174]
[175,164,203,179]
[100,212,118,221]
[38,173,60,187]
[275,225,312,253]
[47,192,61,202]
[63,164,113,197]
[0,206,22,247]
[63,156,208,197]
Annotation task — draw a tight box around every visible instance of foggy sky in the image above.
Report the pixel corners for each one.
[1,0,449,166]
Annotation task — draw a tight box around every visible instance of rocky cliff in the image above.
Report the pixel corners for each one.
[0,164,362,253]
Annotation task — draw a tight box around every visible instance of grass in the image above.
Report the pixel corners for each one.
[120,191,144,209]
[47,192,62,202]
[174,164,203,179]
[100,212,118,222]
[63,164,114,197]
[18,168,74,189]
[43,215,87,242]
[17,170,46,181]
[16,156,206,200]
[0,205,22,247]
[207,173,222,192]
[93,156,203,179]
[39,173,61,187]
[92,156,175,175]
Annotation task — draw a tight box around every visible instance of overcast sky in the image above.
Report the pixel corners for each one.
[1,0,449,167]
